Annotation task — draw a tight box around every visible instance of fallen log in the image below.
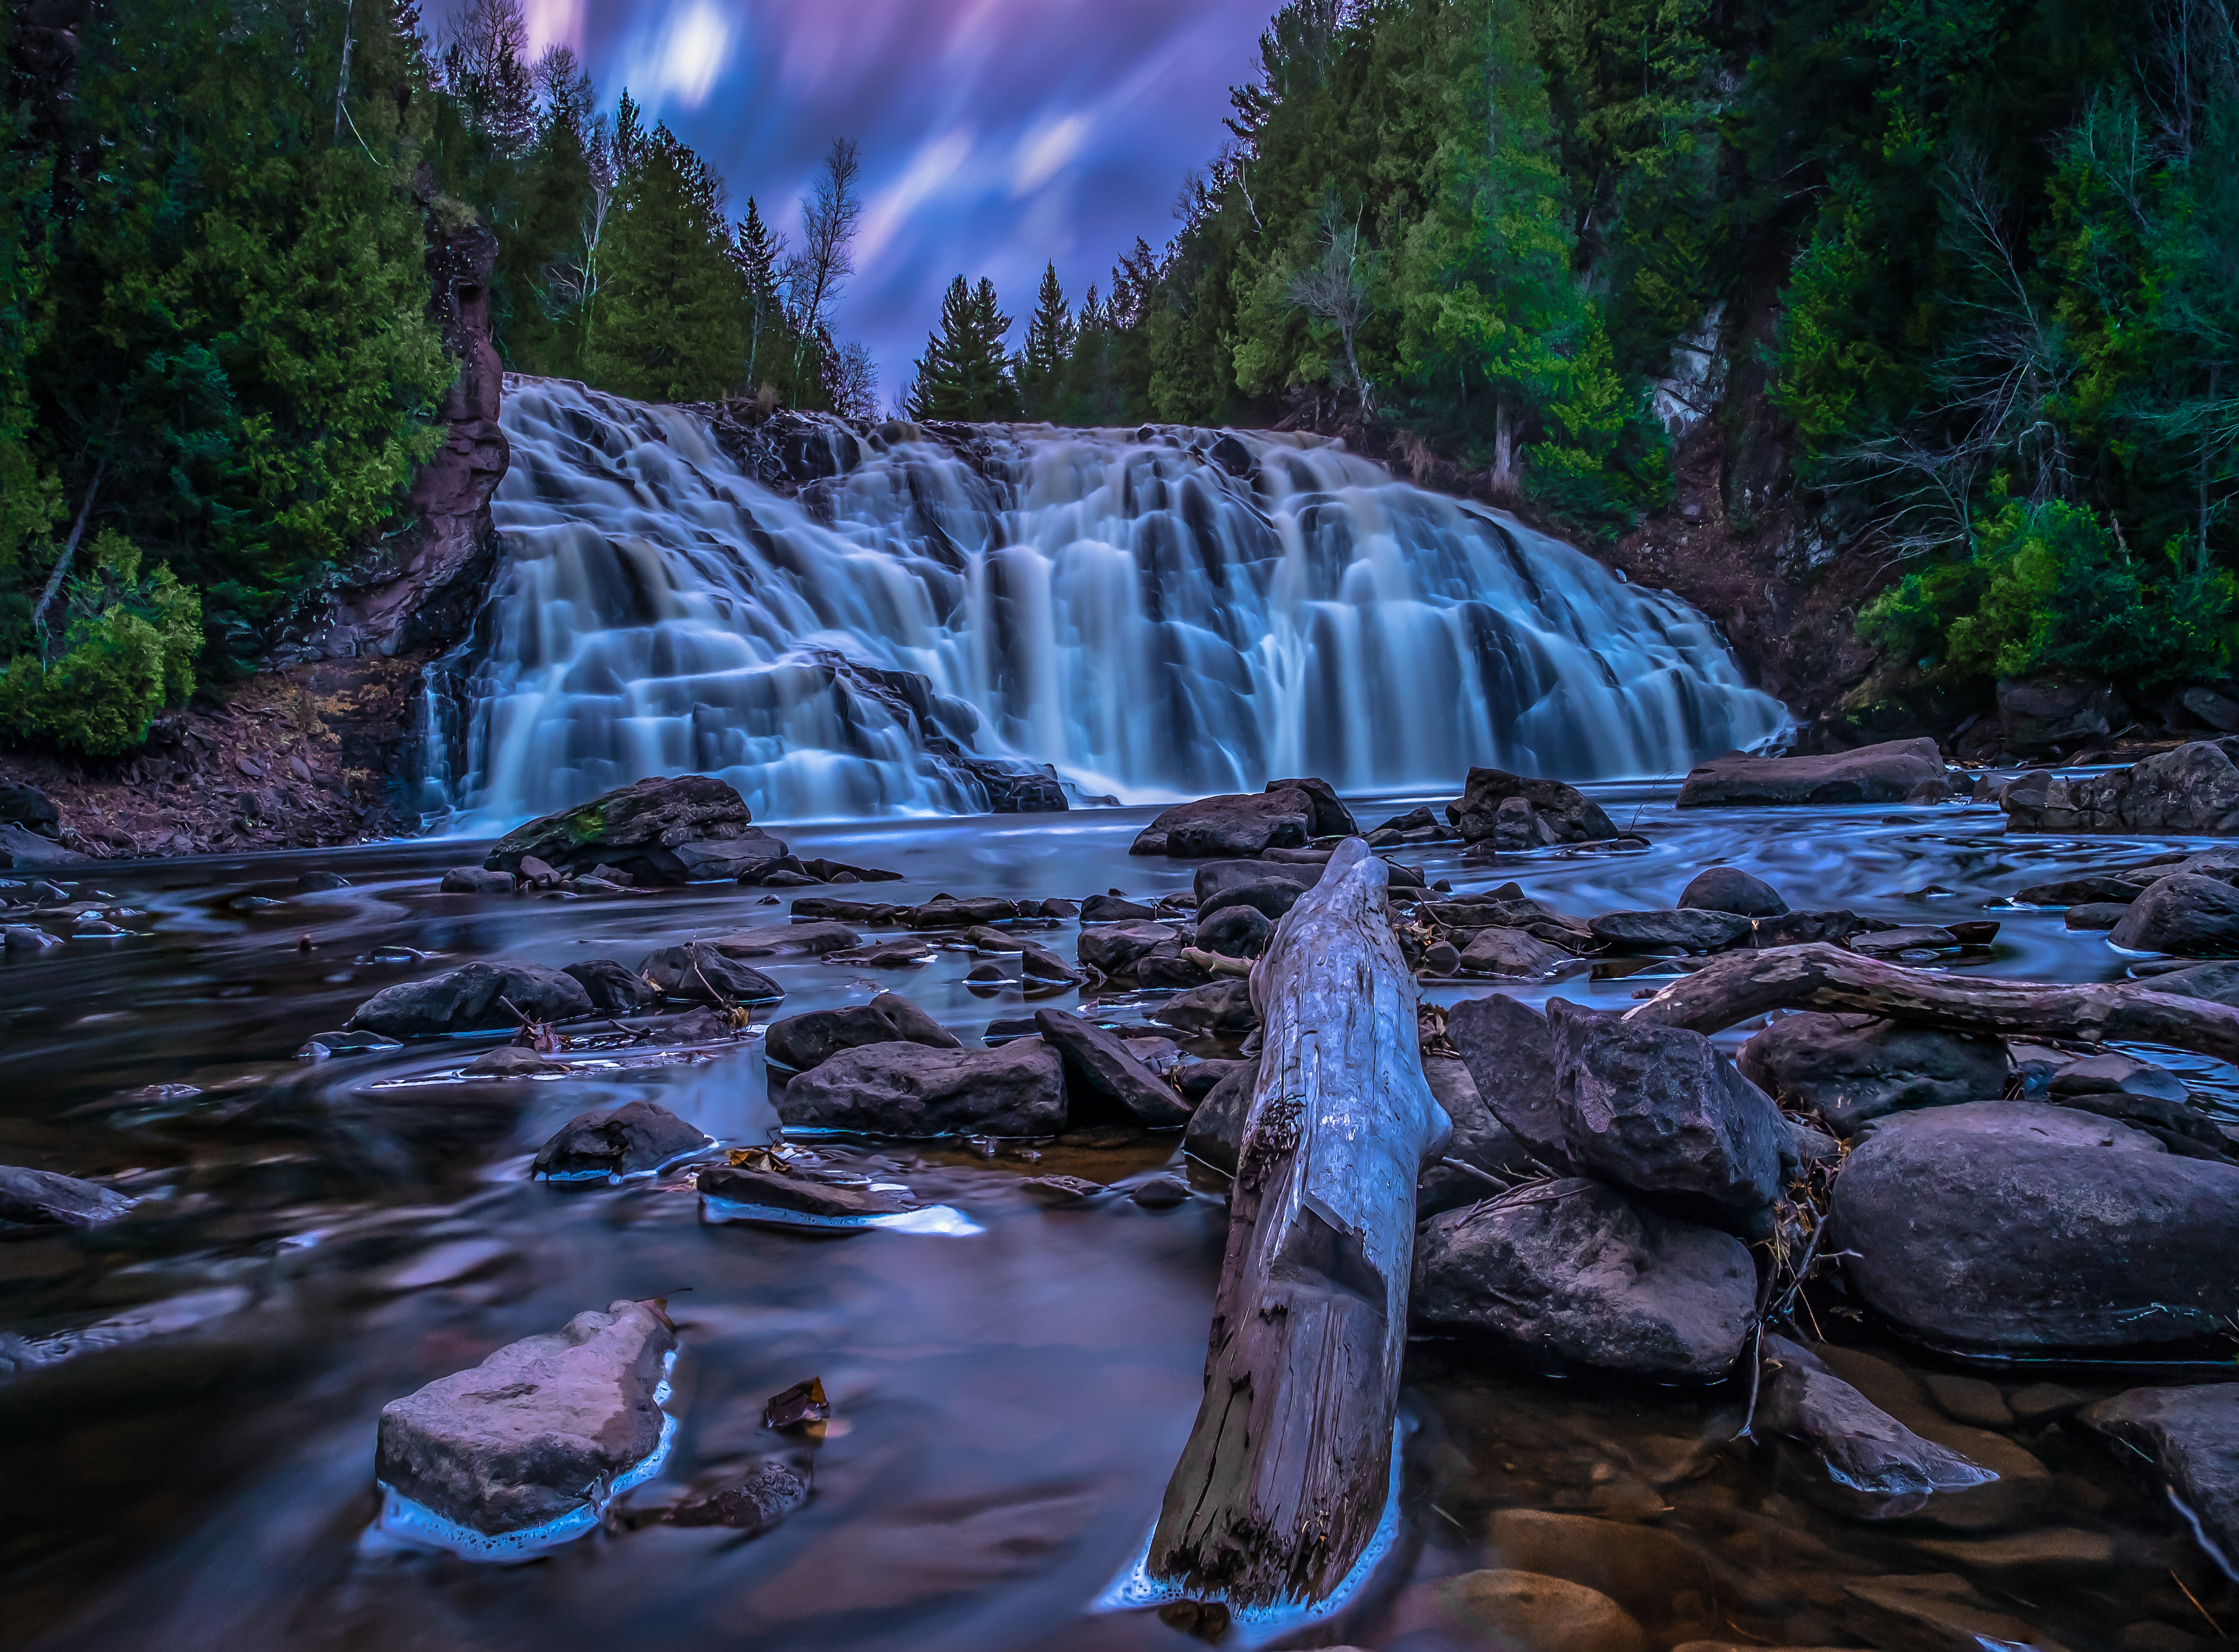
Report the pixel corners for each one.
[1148,838,1451,1607]
[1624,942,2239,1064]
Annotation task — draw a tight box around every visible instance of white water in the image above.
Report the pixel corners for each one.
[436,377,1787,827]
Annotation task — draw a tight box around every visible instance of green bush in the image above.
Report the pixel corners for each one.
[0,532,202,755]
[1860,496,2235,689]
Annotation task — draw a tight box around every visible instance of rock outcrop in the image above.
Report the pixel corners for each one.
[1130,781,1335,857]
[2000,741,2239,835]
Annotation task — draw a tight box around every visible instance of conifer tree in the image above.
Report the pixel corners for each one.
[1019,262,1076,419]
[732,197,791,394]
[907,276,1021,420]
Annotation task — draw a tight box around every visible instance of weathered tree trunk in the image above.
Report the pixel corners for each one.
[1626,941,2239,1063]
[1148,838,1451,1608]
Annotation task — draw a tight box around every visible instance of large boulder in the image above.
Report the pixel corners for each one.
[2082,1385,2238,1575]
[764,992,959,1072]
[532,1101,711,1180]
[348,961,594,1038]
[1676,738,1944,808]
[0,781,60,837]
[638,943,784,1005]
[1447,993,1570,1168]
[1130,786,1318,857]
[1677,866,1788,917]
[1411,1179,1756,1379]
[0,1165,134,1233]
[2109,873,2239,956]
[2002,740,2239,835]
[1449,767,1621,847]
[485,775,788,885]
[777,1038,1067,1135]
[1738,1012,2009,1138]
[1265,775,1356,837]
[1076,922,1181,978]
[375,1299,675,1535]
[1998,675,2118,753]
[1546,999,1792,1228]
[1832,1102,2239,1349]
[1032,1010,1191,1127]
[1194,876,1309,924]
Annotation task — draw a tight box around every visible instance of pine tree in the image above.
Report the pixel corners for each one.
[732,197,791,394]
[907,276,1021,420]
[1019,262,1075,419]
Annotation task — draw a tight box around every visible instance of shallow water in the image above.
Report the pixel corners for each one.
[4,788,2235,1652]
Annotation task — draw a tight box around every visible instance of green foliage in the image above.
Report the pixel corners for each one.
[0,531,203,756]
[1019,263,1076,419]
[1861,495,2235,687]
[907,277,1022,420]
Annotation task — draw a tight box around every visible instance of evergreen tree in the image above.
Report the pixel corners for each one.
[907,276,1022,420]
[732,197,793,395]
[1019,262,1076,418]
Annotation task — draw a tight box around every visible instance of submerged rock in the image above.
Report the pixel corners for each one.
[375,1299,675,1535]
[2082,1384,2239,1577]
[1411,1179,1756,1379]
[1182,1058,1258,1178]
[1832,1102,2239,1349]
[1033,1009,1191,1127]
[348,961,594,1038]
[1677,738,1945,808]
[1758,1335,1997,1503]
[440,866,516,895]
[1385,1569,1647,1652]
[1677,865,1789,916]
[1738,1012,2009,1137]
[533,1101,711,1179]
[667,1459,809,1532]
[777,1038,1066,1135]
[485,774,786,885]
[1417,1054,1536,1218]
[696,1164,915,1219]
[0,1165,134,1233]
[1481,1510,1713,1632]
[764,992,959,1072]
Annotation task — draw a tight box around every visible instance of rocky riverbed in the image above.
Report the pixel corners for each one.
[3,777,2237,1652]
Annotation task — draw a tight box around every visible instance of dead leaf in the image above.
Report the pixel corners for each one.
[764,1375,830,1437]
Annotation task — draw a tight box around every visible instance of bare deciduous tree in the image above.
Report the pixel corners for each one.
[787,138,865,384]
[1286,204,1377,412]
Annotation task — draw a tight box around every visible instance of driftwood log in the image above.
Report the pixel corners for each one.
[1625,941,2239,1063]
[1148,838,1451,1607]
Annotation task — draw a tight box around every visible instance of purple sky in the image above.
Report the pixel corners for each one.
[447,0,1280,407]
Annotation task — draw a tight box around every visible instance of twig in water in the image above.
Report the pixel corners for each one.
[2171,1569,2224,1636]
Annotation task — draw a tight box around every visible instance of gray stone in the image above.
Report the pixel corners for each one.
[1129,787,1316,857]
[2082,1385,2239,1577]
[1457,926,1568,979]
[374,1299,675,1534]
[466,1045,568,1077]
[532,1101,711,1179]
[1677,738,1945,807]
[2000,676,2118,753]
[1033,1009,1192,1127]
[638,943,784,1005]
[1128,1174,1192,1208]
[562,959,655,1014]
[2014,873,2143,906]
[777,1038,1067,1135]
[2067,903,2129,930]
[1263,775,1357,837]
[0,822,74,869]
[486,774,784,885]
[1833,1102,2239,1349]
[1195,903,1273,958]
[1752,909,1861,948]
[1079,895,1157,923]
[348,961,595,1038]
[1411,1179,1757,1379]
[1447,993,1569,1169]
[2003,741,2239,835]
[1450,767,1622,846]
[695,920,861,957]
[1678,866,1789,916]
[2111,874,2239,955]
[1759,1335,1998,1500]
[1588,908,1754,955]
[1183,1058,1258,1177]
[1076,922,1180,978]
[3,924,59,951]
[0,781,59,836]
[0,1165,134,1233]
[696,1164,915,1218]
[1194,876,1308,924]
[765,992,961,1072]
[440,866,516,895]
[1149,977,1257,1035]
[1417,1054,1538,1218]
[1738,1012,2009,1138]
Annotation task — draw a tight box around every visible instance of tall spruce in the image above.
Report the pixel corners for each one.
[1019,263,1076,419]
[907,276,1021,420]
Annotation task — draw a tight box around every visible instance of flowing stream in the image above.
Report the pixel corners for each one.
[434,381,1786,827]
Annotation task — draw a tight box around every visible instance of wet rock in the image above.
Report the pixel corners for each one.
[1033,1009,1192,1127]
[696,1164,915,1218]
[2111,873,2239,955]
[1149,977,1257,1035]
[1016,941,1081,985]
[1079,894,1157,923]
[1195,875,1308,924]
[777,1038,1067,1135]
[1037,897,1079,918]
[2016,873,2144,906]
[1418,1054,1538,1218]
[532,1101,711,1179]
[790,897,903,924]
[1183,1058,1257,1177]
[638,943,784,1005]
[1386,1569,1648,1652]
[3,924,59,951]
[764,992,960,1072]
[516,854,562,887]
[298,871,352,891]
[2004,740,2239,835]
[1752,909,1862,948]
[1447,992,1570,1168]
[798,857,901,883]
[1076,922,1179,978]
[1422,938,1462,974]
[1264,775,1357,837]
[1451,768,1623,846]
[484,775,785,885]
[1759,1335,1997,1502]
[1832,1102,2239,1349]
[1850,924,1963,955]
[2067,903,2129,930]
[1129,787,1316,857]
[374,1299,675,1535]
[1589,908,1754,955]
[1019,1174,1103,1205]
[697,920,862,957]
[1738,1012,2009,1138]
[2009,1381,2090,1422]
[1547,998,1791,1227]
[348,961,594,1038]
[2051,1051,2190,1104]
[1195,903,1272,958]
[1678,738,1946,807]
[964,961,1010,986]
[1128,1174,1191,1208]
[440,866,516,895]
[0,822,73,869]
[904,895,1021,929]
[1482,1509,1712,1630]
[2002,675,2119,752]
[562,958,656,1014]
[1678,866,1789,916]
[667,1459,809,1532]
[0,781,60,837]
[1842,1573,2075,1652]
[1372,804,1439,835]
[466,1045,569,1078]
[1458,925,1568,978]
[1411,1179,1757,1378]
[2083,1384,2239,1576]
[0,1165,134,1233]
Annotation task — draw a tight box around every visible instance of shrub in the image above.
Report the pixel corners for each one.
[0,531,201,755]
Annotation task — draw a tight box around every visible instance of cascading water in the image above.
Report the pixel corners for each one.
[433,376,1787,828]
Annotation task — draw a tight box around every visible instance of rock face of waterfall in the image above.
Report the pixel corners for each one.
[432,376,1787,827]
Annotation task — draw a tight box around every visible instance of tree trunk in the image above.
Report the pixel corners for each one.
[1148,838,1450,1608]
[1490,397,1516,495]
[1624,941,2239,1064]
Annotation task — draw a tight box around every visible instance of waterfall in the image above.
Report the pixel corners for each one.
[433,376,1788,828]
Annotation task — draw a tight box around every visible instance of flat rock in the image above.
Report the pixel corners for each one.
[1076,922,1180,978]
[697,920,862,957]
[2015,873,2144,906]
[696,1164,915,1218]
[374,1299,675,1534]
[1832,1102,2239,1349]
[1079,895,1157,923]
[532,1101,711,1179]
[1738,1012,2009,1137]
[2083,1384,2239,1576]
[1588,908,1754,955]
[1451,768,1623,846]
[465,1045,568,1077]
[1033,1010,1192,1127]
[1411,1178,1756,1378]
[1385,1569,1647,1652]
[485,775,780,884]
[790,897,903,924]
[2003,741,2239,835]
[903,896,1021,929]
[1760,1335,1997,1504]
[562,959,656,1013]
[1019,1174,1103,1205]
[440,866,516,895]
[777,1038,1066,1135]
[1678,738,1945,807]
[1129,787,1316,857]
[348,961,594,1038]
[765,992,960,1072]
[0,822,75,868]
[0,1165,134,1233]
[1752,908,1861,947]
[2111,873,2239,955]
[638,943,784,1005]
[1678,866,1789,916]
